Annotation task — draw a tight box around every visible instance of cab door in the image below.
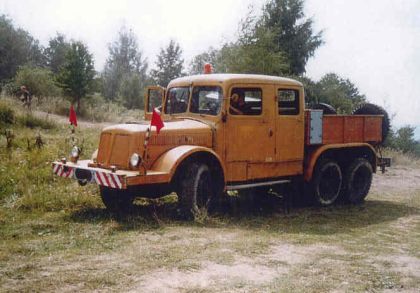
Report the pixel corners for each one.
[145,86,165,120]
[274,85,305,175]
[225,84,276,182]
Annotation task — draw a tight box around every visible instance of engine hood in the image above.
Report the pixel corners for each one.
[96,118,213,169]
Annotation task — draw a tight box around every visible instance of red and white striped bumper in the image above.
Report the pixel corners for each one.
[52,163,74,178]
[94,171,123,189]
[52,161,126,189]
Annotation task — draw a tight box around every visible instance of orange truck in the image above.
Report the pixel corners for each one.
[52,74,390,217]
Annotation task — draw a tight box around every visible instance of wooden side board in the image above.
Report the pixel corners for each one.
[305,112,383,145]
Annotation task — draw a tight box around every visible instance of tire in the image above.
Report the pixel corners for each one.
[342,158,373,204]
[177,163,215,220]
[311,103,337,114]
[311,159,342,206]
[352,103,390,143]
[100,186,134,213]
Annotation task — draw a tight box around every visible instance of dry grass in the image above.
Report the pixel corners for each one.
[383,148,420,168]
[0,104,419,292]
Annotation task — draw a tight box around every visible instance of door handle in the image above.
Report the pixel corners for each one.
[269,128,273,137]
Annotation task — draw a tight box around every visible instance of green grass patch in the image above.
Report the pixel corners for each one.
[0,100,15,125]
[17,113,56,129]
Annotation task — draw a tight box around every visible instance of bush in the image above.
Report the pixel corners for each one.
[14,65,62,98]
[1,82,21,97]
[0,100,15,125]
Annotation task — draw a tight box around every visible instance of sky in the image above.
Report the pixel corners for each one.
[1,0,420,136]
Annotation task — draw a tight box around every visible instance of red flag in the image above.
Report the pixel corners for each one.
[151,108,164,134]
[69,105,78,127]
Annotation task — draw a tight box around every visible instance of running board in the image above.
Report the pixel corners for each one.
[226,179,290,191]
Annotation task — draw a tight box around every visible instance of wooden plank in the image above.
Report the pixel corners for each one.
[320,115,382,145]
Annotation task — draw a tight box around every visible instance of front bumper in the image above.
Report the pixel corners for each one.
[52,160,170,189]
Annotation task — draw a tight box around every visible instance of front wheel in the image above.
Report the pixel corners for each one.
[100,186,134,213]
[177,163,216,220]
[311,159,342,206]
[342,158,373,204]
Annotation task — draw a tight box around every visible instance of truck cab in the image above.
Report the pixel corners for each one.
[53,73,387,219]
[146,74,305,182]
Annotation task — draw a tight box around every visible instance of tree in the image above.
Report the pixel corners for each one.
[151,40,184,87]
[102,28,148,103]
[117,73,146,109]
[0,15,45,82]
[260,0,323,75]
[44,33,71,74]
[306,73,366,114]
[213,15,289,75]
[57,41,95,112]
[392,126,418,154]
[189,48,219,75]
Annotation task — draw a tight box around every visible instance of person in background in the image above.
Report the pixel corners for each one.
[20,85,32,109]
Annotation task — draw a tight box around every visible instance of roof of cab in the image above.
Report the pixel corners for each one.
[168,74,302,87]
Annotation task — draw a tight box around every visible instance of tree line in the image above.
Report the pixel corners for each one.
[0,0,418,155]
[0,15,185,112]
[0,0,361,114]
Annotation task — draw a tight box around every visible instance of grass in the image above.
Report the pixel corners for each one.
[0,100,419,292]
[33,95,144,123]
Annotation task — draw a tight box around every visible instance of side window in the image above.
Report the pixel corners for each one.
[190,86,222,115]
[278,89,299,115]
[229,88,262,115]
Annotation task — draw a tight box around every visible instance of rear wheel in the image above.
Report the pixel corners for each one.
[311,159,342,206]
[100,186,134,213]
[342,158,373,204]
[177,163,215,220]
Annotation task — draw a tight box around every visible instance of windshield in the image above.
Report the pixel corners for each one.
[165,87,189,114]
[190,86,222,116]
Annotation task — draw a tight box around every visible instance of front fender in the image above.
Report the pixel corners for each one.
[151,145,225,183]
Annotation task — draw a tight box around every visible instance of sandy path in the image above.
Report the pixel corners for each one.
[32,110,113,129]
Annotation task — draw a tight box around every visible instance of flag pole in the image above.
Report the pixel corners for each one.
[141,127,151,175]
[141,108,164,175]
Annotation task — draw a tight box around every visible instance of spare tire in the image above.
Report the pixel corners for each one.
[311,103,337,114]
[352,103,390,143]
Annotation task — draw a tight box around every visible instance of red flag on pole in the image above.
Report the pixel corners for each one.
[151,108,164,134]
[69,105,78,127]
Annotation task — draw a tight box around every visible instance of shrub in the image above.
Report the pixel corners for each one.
[1,81,21,97]
[18,113,56,129]
[0,100,15,125]
[14,65,62,98]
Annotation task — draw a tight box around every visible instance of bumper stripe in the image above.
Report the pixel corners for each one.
[102,172,113,187]
[53,164,74,179]
[110,173,122,189]
[94,171,104,186]
[52,162,125,189]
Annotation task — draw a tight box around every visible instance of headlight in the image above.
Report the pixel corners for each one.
[130,153,141,167]
[71,146,80,159]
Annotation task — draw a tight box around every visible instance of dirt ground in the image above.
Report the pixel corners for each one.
[1,164,419,292]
